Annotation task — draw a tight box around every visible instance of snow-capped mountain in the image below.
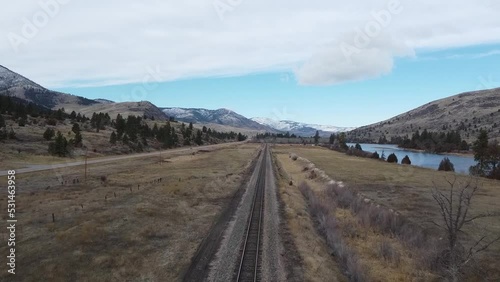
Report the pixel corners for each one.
[0,65,43,91]
[251,117,356,137]
[161,107,276,131]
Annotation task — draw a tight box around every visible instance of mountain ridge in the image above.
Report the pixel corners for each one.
[347,87,500,143]
[161,107,277,132]
[251,117,356,137]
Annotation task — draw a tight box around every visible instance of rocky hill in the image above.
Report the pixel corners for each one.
[251,117,356,137]
[0,65,167,120]
[347,88,500,143]
[162,107,276,132]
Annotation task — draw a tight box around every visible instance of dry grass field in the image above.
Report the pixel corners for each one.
[273,153,347,282]
[0,143,259,281]
[0,117,211,171]
[273,144,500,281]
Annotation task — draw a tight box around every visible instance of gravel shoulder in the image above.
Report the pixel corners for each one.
[261,146,287,281]
[207,146,265,281]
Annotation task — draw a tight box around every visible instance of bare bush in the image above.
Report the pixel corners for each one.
[432,177,500,281]
[307,169,318,179]
[377,240,401,266]
[299,182,369,281]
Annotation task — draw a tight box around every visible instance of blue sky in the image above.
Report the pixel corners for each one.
[3,1,500,127]
[56,44,500,127]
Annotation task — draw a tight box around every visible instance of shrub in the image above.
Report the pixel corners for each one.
[401,155,411,165]
[371,151,380,159]
[387,153,398,163]
[46,118,57,126]
[290,153,298,161]
[43,128,56,141]
[299,182,368,281]
[438,157,455,171]
[377,240,401,265]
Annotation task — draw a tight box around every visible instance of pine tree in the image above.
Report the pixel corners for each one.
[110,131,117,144]
[72,123,81,134]
[329,133,336,144]
[438,157,455,172]
[74,131,83,147]
[401,155,412,165]
[49,131,69,157]
[473,130,489,170]
[43,128,55,140]
[314,131,320,145]
[195,130,203,145]
[387,153,398,163]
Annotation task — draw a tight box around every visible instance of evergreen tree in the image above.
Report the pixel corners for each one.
[438,158,455,172]
[0,115,5,128]
[72,123,81,134]
[115,114,126,137]
[472,130,489,170]
[314,131,320,145]
[49,131,69,157]
[73,131,83,147]
[171,128,179,146]
[401,155,412,165]
[195,130,203,145]
[43,128,55,140]
[329,133,336,145]
[387,153,398,163]
[110,131,117,144]
[237,132,247,141]
[355,143,362,151]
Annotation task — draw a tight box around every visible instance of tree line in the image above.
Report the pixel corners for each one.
[395,129,469,153]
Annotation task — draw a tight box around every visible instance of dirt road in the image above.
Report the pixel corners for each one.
[0,141,246,176]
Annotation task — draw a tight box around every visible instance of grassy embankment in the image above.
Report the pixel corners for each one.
[274,144,500,281]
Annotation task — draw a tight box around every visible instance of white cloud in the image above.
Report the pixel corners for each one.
[0,0,499,87]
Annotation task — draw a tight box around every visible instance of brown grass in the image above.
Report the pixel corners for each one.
[273,154,347,281]
[0,144,259,281]
[274,144,500,281]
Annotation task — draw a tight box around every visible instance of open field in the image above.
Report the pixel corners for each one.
[273,144,500,280]
[0,115,231,171]
[0,143,259,281]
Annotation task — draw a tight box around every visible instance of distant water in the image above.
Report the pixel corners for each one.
[347,143,476,174]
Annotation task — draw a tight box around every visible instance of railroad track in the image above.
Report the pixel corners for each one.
[235,145,268,282]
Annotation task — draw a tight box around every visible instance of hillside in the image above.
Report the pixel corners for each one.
[0,65,99,110]
[0,65,167,120]
[347,88,500,143]
[65,101,167,121]
[162,107,276,133]
[251,117,356,137]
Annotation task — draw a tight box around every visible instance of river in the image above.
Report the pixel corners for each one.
[347,143,476,174]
